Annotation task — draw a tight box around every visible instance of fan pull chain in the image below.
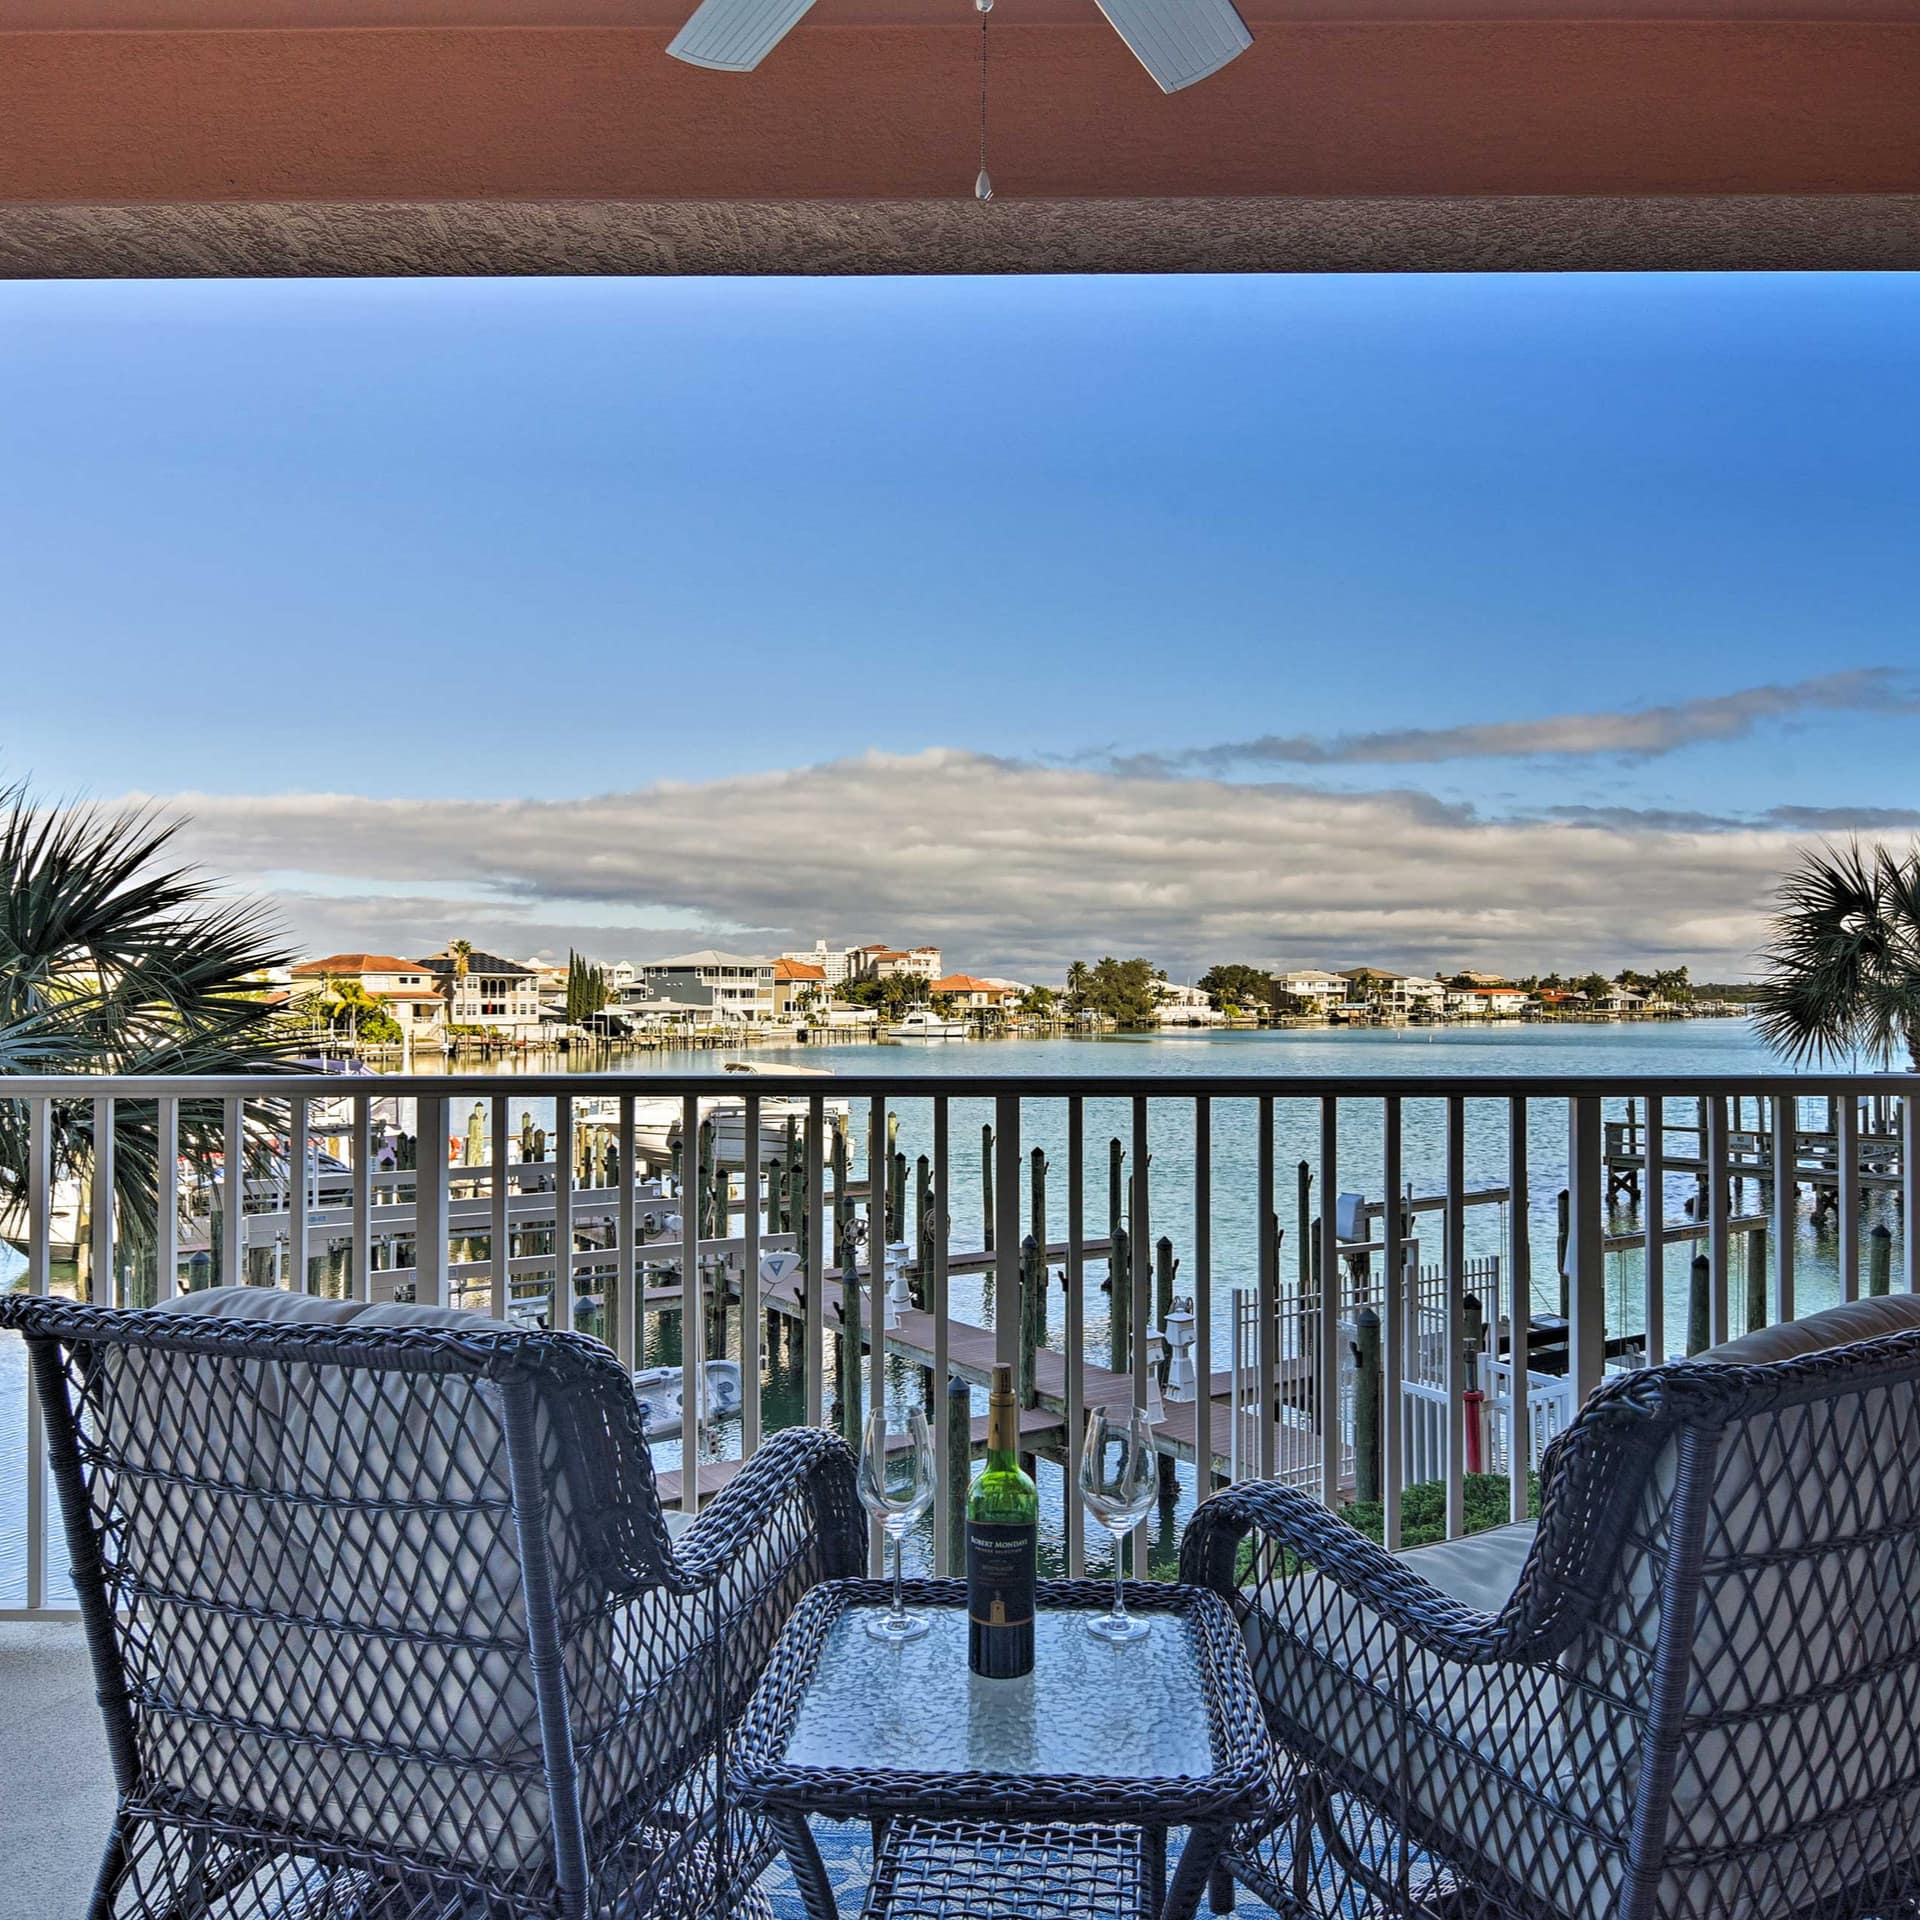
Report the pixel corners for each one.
[975,0,994,202]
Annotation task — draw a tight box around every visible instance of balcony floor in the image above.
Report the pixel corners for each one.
[0,1623,116,1920]
[5,1622,1295,1919]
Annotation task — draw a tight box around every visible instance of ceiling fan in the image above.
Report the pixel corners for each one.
[666,0,1254,95]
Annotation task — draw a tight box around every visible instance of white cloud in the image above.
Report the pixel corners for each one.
[1118,668,1920,773]
[134,749,1894,981]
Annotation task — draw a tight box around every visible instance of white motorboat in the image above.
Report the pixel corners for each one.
[884,1009,967,1041]
[632,1360,744,1439]
[577,1091,847,1169]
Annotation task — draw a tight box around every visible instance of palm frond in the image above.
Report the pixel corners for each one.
[1752,839,1920,1068]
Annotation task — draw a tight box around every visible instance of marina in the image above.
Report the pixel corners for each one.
[5,1024,1914,1600]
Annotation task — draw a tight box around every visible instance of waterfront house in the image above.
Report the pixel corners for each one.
[1444,982,1530,1018]
[638,949,776,1022]
[930,972,1018,1014]
[289,953,450,1042]
[417,948,543,1038]
[1275,969,1345,1011]
[848,943,943,984]
[780,940,858,987]
[1152,979,1225,1027]
[771,955,827,1018]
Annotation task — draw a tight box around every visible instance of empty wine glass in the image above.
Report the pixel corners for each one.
[859,1407,936,1644]
[1079,1405,1158,1644]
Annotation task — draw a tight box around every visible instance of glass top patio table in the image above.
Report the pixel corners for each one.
[730,1576,1275,1920]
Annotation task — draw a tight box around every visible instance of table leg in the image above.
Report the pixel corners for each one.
[1162,1821,1229,1920]
[769,1809,839,1920]
[1143,1826,1167,1919]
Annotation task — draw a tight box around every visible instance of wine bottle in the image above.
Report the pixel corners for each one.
[967,1362,1037,1678]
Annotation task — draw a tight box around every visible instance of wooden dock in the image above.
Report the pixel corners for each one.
[757,1266,1299,1483]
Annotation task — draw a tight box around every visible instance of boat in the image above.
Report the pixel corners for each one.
[631,1361,744,1439]
[884,1009,968,1041]
[575,1091,849,1168]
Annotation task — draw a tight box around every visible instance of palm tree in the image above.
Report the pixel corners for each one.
[0,781,294,1298]
[1752,841,1920,1069]
[450,938,473,979]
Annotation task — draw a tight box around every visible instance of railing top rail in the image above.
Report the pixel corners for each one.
[0,1069,1912,1100]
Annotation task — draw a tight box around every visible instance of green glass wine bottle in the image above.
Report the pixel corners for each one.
[967,1362,1037,1678]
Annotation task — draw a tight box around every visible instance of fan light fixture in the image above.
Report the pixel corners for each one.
[667,0,1254,96]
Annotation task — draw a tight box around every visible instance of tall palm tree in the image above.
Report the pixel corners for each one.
[1751,841,1920,1070]
[0,781,294,1297]
[450,938,472,978]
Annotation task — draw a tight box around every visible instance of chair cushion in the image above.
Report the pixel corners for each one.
[1397,1521,1536,1614]
[1246,1536,1620,1920]
[134,1285,565,1870]
[154,1284,496,1334]
[1698,1292,1920,1365]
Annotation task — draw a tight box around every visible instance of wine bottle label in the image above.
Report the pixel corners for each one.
[968,1516,1036,1679]
[967,1522,1035,1624]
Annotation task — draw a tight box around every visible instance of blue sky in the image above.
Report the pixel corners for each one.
[3,272,1917,976]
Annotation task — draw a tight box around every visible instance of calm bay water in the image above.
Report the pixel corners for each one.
[6,1021,1905,1597]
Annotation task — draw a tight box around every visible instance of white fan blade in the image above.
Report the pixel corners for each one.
[667,0,816,72]
[1094,0,1253,92]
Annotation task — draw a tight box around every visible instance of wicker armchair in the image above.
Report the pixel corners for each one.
[1,1285,864,1920]
[1181,1293,1920,1920]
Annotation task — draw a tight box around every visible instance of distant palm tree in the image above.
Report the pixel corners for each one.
[1752,841,1920,1070]
[450,938,473,978]
[0,781,293,1295]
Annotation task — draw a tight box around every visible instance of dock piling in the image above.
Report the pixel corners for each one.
[946,1370,971,1570]
[1352,1305,1382,1505]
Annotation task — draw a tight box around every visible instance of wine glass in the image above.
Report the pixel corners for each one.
[859,1407,936,1644]
[1079,1405,1158,1644]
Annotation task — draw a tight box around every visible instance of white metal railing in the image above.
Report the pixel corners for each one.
[2,1070,1916,1618]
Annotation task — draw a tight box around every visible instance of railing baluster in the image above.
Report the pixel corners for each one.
[1568,1095,1606,1405]
[554,1095,575,1327]
[221,1096,244,1288]
[1506,1094,1529,1523]
[995,1094,1021,1370]
[1382,1095,1404,1550]
[1319,1096,1341,1515]
[1192,1096,1211,1522]
[1707,1095,1730,1340]
[352,1094,373,1303]
[1642,1093,1664,1363]
[1442,1096,1465,1541]
[90,1095,114,1307]
[1065,1096,1085,1579]
[290,1092,310,1296]
[1256,1095,1276,1482]
[931,1097,953,1574]
[741,1094,760,1460]
[25,1097,51,1613]
[1904,1090,1919,1294]
[681,1092,702,1519]
[156,1096,179,1303]
[868,1094,887,1574]
[805,1097,825,1429]
[490,1093,511,1323]
[1129,1094,1149,1572]
[1837,1093,1861,1301]
[414,1093,448,1308]
[1774,1094,1798,1322]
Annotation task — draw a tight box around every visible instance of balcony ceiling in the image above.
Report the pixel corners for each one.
[2,0,1918,275]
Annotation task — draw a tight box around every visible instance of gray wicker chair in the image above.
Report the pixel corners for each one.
[1181,1293,1920,1920]
[1,1285,864,1920]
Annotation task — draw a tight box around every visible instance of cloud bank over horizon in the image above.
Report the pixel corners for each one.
[132,747,1920,984]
